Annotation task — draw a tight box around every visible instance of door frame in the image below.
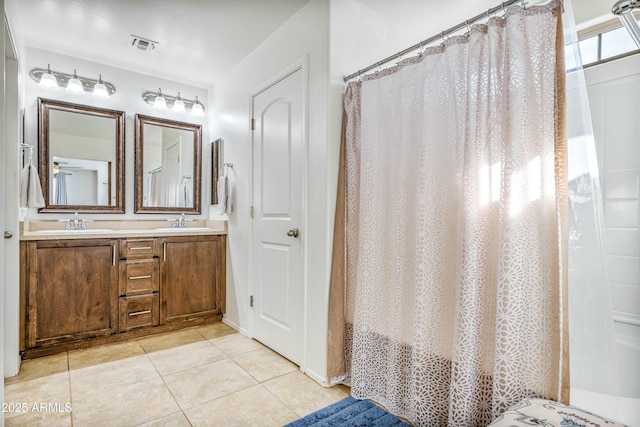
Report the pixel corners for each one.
[248,55,309,370]
[4,11,21,379]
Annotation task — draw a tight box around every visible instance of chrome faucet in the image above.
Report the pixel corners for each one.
[169,213,190,228]
[59,212,93,230]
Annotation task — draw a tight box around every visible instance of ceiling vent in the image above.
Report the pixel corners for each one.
[129,35,158,52]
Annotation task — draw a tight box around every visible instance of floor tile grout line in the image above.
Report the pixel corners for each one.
[65,351,75,427]
[257,380,304,422]
[141,328,263,422]
[176,382,260,413]
[144,342,188,426]
[66,343,173,426]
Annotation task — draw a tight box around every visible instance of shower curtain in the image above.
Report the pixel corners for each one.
[147,169,163,206]
[328,1,568,425]
[54,172,68,205]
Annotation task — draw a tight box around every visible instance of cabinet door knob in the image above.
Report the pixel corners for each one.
[4,231,12,239]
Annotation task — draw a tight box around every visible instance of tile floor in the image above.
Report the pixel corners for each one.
[4,323,350,426]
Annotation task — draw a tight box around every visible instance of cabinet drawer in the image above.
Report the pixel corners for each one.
[119,259,159,296]
[120,239,157,259]
[119,294,159,332]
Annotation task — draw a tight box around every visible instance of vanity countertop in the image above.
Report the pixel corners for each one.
[20,219,227,240]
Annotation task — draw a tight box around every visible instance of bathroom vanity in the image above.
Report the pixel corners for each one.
[19,220,226,359]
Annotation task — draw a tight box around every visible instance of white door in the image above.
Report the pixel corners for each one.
[251,66,305,364]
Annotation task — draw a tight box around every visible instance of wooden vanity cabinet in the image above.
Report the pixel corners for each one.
[21,233,226,358]
[24,239,118,350]
[160,235,226,323]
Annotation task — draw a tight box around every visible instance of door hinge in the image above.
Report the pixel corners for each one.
[250,295,254,307]
[250,118,256,130]
[250,206,254,219]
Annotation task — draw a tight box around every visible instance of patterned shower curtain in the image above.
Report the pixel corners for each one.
[328,1,568,425]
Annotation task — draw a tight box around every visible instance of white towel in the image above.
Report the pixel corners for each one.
[217,174,233,215]
[20,162,45,208]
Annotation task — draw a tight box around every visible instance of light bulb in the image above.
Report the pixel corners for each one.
[154,88,168,110]
[39,64,59,90]
[66,69,84,94]
[92,74,110,99]
[173,92,186,113]
[191,96,204,116]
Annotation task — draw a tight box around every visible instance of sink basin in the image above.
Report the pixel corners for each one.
[35,229,113,233]
[154,227,213,232]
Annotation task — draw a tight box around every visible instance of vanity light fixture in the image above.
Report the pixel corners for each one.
[153,88,168,110]
[191,96,205,117]
[172,92,186,113]
[92,75,110,99]
[142,89,206,116]
[66,69,84,94]
[38,64,59,90]
[29,65,116,98]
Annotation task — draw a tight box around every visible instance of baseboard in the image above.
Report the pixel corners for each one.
[304,367,331,387]
[222,317,248,336]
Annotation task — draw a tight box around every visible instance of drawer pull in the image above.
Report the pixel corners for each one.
[129,310,152,317]
[130,246,152,250]
[128,275,152,280]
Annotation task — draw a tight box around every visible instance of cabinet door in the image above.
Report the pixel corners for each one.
[26,239,118,348]
[160,235,223,323]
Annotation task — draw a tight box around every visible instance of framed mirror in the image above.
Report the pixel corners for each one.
[211,138,222,205]
[38,98,125,213]
[134,114,202,213]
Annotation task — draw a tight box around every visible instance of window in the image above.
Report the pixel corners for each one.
[577,25,639,68]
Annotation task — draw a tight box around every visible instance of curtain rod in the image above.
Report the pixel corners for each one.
[343,0,525,82]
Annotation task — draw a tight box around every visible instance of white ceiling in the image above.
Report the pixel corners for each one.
[10,0,313,87]
[8,0,613,89]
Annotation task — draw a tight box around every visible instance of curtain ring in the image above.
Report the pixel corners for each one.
[441,31,446,44]
[520,0,526,9]
[396,52,402,64]
[465,19,471,33]
[419,41,424,55]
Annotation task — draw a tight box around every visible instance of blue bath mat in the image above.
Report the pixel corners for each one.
[285,396,410,426]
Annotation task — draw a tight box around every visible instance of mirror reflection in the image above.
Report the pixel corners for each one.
[38,98,125,212]
[135,115,202,213]
[52,156,111,205]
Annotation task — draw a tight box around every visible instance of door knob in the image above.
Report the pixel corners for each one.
[4,231,13,239]
[287,228,300,238]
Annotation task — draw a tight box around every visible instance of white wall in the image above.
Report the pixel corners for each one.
[211,0,419,385]
[23,47,209,220]
[211,0,330,383]
[568,53,640,426]
[587,54,640,397]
